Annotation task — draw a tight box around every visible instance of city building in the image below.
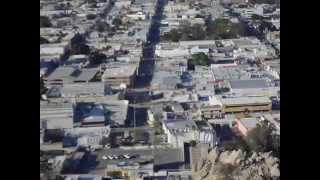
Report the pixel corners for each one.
[40,101,74,130]
[162,112,198,148]
[220,96,272,113]
[235,117,259,136]
[102,63,138,87]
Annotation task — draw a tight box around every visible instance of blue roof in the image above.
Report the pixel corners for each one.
[181,72,193,82]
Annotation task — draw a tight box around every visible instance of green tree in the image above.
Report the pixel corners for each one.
[40,16,52,27]
[86,0,97,4]
[70,34,91,55]
[189,140,197,147]
[206,18,246,39]
[222,138,249,152]
[245,122,279,157]
[164,29,181,42]
[86,14,97,20]
[89,51,106,65]
[112,18,122,27]
[96,21,110,32]
[190,52,210,66]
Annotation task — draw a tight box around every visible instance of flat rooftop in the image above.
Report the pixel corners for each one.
[40,101,74,129]
[61,82,105,97]
[102,63,137,78]
[47,67,99,83]
[103,100,129,126]
[212,66,250,80]
[154,148,185,166]
[229,79,268,89]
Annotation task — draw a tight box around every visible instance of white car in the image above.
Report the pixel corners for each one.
[102,155,108,160]
[108,155,114,160]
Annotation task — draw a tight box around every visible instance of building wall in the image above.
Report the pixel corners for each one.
[103,75,135,87]
[235,119,249,136]
[155,49,189,57]
[164,126,197,148]
[199,130,216,145]
[223,103,271,113]
[127,14,146,20]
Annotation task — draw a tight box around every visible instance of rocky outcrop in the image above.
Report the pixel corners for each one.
[192,147,280,180]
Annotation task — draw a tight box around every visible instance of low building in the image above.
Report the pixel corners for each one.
[63,126,111,147]
[220,96,272,113]
[60,82,105,98]
[40,101,74,130]
[195,121,217,146]
[40,42,69,61]
[197,93,224,119]
[80,104,106,127]
[65,54,88,66]
[46,66,99,86]
[162,112,198,148]
[154,148,185,171]
[127,11,146,20]
[229,79,279,97]
[102,63,138,87]
[235,117,259,136]
[114,0,132,8]
[75,100,129,128]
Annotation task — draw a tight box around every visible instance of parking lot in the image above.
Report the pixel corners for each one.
[94,148,154,169]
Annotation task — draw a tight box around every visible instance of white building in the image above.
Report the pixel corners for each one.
[162,112,198,148]
[127,12,146,20]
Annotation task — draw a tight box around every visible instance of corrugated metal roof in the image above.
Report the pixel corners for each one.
[230,79,268,89]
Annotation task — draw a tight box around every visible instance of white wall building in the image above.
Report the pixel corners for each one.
[162,112,198,148]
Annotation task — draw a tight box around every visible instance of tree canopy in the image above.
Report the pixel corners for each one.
[245,122,280,158]
[89,51,106,65]
[86,14,97,20]
[96,21,110,32]
[70,34,90,55]
[190,52,210,65]
[112,18,122,27]
[162,24,206,42]
[206,18,246,39]
[162,18,247,42]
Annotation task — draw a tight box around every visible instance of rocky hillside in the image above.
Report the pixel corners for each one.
[191,147,280,180]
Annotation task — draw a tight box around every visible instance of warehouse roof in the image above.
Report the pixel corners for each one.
[230,79,268,89]
[40,101,74,129]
